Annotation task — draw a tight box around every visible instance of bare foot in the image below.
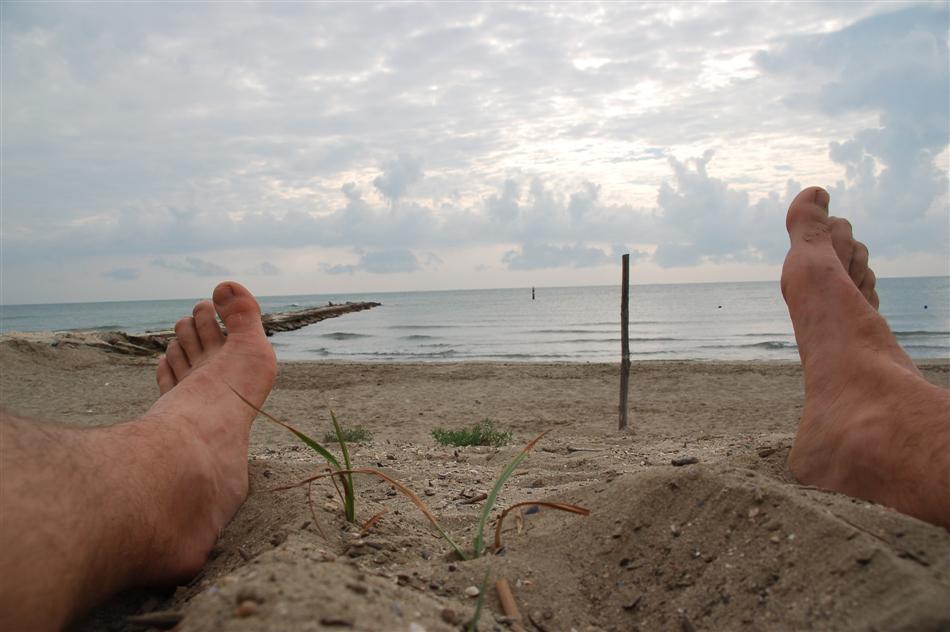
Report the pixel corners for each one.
[782,187,950,528]
[0,282,276,630]
[135,281,277,582]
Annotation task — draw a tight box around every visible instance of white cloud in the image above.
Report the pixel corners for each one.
[152,257,231,277]
[101,267,141,281]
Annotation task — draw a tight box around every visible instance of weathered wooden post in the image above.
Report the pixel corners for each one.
[619,253,631,430]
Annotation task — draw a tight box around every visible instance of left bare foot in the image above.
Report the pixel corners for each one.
[137,281,277,582]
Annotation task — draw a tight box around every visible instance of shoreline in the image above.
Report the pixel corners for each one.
[2,341,949,630]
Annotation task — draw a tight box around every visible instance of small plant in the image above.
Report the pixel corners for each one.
[229,388,357,523]
[324,425,373,444]
[432,419,512,448]
[231,387,587,563]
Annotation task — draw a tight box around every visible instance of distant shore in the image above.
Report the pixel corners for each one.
[2,338,949,631]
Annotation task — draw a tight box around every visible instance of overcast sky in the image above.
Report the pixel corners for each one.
[2,1,947,304]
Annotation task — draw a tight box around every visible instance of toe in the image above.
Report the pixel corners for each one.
[828,217,854,272]
[174,316,203,364]
[212,281,265,338]
[786,186,831,242]
[859,268,877,306]
[849,242,869,288]
[165,340,191,382]
[156,357,177,394]
[193,300,225,351]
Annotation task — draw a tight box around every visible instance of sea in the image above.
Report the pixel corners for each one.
[1,278,947,363]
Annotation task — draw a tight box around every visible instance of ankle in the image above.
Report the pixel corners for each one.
[100,417,222,585]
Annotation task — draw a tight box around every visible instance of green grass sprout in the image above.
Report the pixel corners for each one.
[472,431,548,557]
[276,467,468,560]
[467,570,491,632]
[329,410,356,523]
[229,387,356,522]
[323,425,372,444]
[432,419,512,448]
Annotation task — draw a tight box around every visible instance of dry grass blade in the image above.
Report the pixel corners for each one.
[473,431,549,557]
[229,387,342,468]
[361,508,388,534]
[306,480,327,539]
[230,386,354,517]
[274,468,468,560]
[492,501,589,551]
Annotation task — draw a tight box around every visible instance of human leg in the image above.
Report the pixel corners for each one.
[0,281,277,630]
[782,187,950,528]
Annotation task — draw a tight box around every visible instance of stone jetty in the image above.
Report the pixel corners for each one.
[1,301,381,356]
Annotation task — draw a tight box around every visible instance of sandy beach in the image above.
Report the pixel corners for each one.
[1,336,949,631]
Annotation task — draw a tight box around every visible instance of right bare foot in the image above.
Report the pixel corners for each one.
[782,187,950,528]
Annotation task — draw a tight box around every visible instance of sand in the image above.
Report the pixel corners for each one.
[1,336,949,631]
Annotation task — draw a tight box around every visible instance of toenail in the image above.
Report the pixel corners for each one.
[814,188,830,209]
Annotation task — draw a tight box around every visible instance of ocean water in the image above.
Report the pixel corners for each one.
[1,278,947,362]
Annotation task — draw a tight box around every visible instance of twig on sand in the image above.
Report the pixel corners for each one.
[495,578,527,632]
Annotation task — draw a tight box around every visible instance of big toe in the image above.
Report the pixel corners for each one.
[213,281,266,338]
[786,186,831,242]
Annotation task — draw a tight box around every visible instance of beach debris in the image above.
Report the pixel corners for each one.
[493,501,590,551]
[757,446,777,458]
[235,600,259,617]
[622,594,642,611]
[528,610,553,632]
[496,577,527,632]
[236,546,253,561]
[441,608,461,624]
[671,456,699,466]
[408,623,427,632]
[464,585,481,597]
[460,491,488,505]
[567,445,603,453]
[319,615,355,627]
[346,582,368,595]
[125,611,184,629]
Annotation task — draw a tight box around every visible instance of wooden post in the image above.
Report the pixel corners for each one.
[619,253,631,430]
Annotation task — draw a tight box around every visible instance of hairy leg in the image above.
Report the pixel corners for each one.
[0,281,277,630]
[782,187,950,528]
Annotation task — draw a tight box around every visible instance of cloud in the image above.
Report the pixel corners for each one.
[651,151,795,267]
[101,267,140,281]
[373,154,423,205]
[248,261,280,276]
[323,249,422,275]
[755,3,949,257]
[152,257,231,277]
[502,243,613,271]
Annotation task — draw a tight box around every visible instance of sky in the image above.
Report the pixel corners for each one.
[1,1,948,304]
